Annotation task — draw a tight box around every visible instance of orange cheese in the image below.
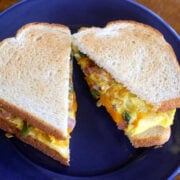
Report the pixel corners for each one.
[100,90,123,125]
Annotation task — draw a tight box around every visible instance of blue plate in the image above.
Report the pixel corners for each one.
[0,0,179,179]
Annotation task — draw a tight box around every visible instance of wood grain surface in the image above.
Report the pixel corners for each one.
[136,0,180,35]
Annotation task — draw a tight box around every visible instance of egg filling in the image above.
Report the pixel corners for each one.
[74,50,175,137]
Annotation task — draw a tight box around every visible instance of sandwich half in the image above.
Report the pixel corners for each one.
[72,20,180,147]
[0,23,77,165]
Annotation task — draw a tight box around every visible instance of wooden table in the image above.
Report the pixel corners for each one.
[0,0,180,179]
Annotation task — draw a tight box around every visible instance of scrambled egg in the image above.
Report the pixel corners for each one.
[76,55,175,136]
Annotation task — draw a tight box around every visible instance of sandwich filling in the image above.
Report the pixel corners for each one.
[74,49,175,137]
[0,61,77,160]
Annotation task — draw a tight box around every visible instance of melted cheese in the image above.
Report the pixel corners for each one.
[77,55,175,136]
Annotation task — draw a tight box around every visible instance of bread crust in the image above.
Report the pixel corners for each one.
[17,22,70,35]
[129,126,171,148]
[157,97,180,112]
[0,117,69,165]
[73,20,180,111]
[0,22,70,47]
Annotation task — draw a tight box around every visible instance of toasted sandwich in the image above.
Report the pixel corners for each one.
[72,20,180,147]
[0,23,77,165]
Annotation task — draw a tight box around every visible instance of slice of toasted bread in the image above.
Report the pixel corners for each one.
[0,23,71,139]
[0,117,69,165]
[72,20,180,111]
[128,126,171,147]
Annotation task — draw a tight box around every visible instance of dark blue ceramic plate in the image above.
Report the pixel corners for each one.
[0,0,179,179]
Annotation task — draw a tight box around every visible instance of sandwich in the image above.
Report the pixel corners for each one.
[0,23,77,165]
[72,20,180,147]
